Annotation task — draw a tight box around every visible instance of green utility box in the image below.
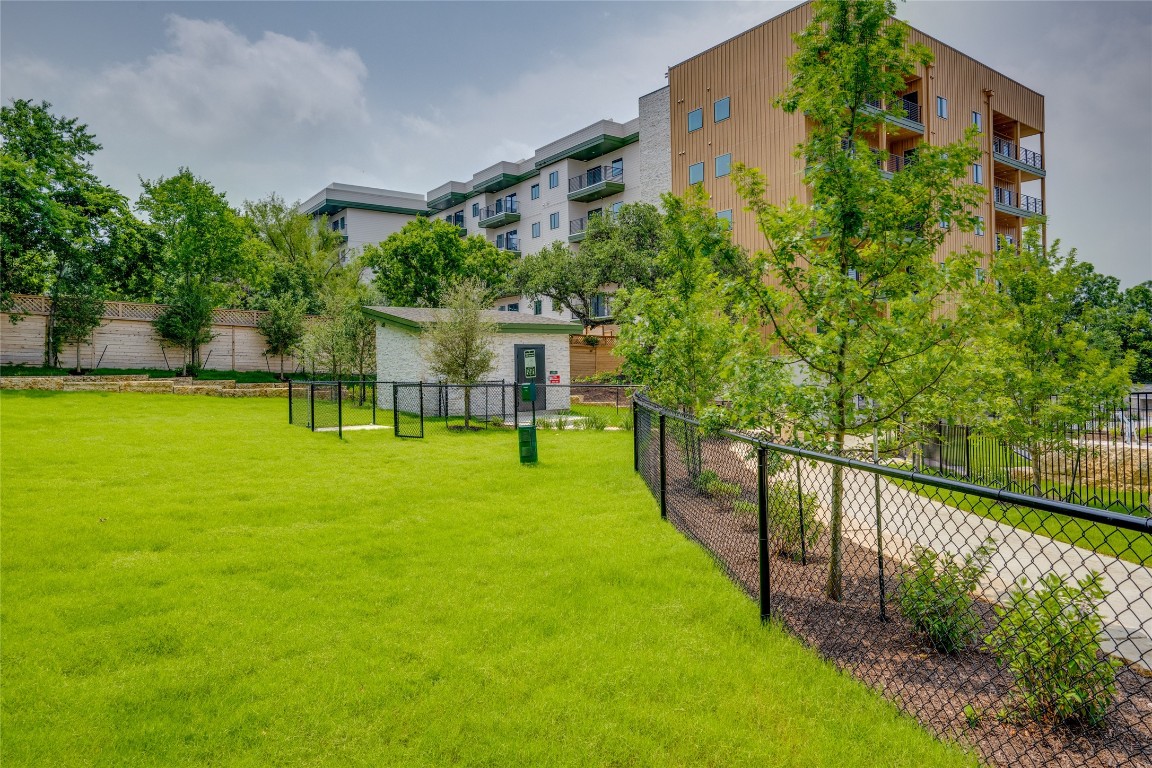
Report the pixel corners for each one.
[520,381,536,402]
[518,424,538,464]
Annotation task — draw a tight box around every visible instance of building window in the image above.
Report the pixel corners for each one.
[472,203,479,217]
[714,97,730,123]
[611,157,623,178]
[973,163,983,184]
[549,171,559,189]
[847,267,860,281]
[976,216,985,236]
[550,212,560,230]
[533,299,542,315]
[506,303,519,312]
[972,111,982,132]
[532,221,541,238]
[531,183,540,200]
[496,233,504,248]
[975,267,986,283]
[610,201,622,215]
[936,96,948,119]
[717,209,733,229]
[715,152,732,178]
[688,108,703,132]
[688,162,704,185]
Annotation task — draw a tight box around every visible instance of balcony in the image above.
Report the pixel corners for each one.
[994,187,1044,218]
[862,95,924,136]
[568,218,587,243]
[498,235,520,256]
[875,150,915,178]
[567,165,625,202]
[992,137,1045,178]
[478,198,520,228]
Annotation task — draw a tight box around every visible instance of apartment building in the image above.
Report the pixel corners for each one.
[304,1,1043,320]
[668,1,1045,264]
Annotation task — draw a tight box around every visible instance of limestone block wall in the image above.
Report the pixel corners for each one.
[0,295,304,373]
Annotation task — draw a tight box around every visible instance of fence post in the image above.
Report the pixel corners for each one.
[371,382,376,426]
[288,379,293,424]
[393,384,400,433]
[757,445,772,623]
[874,428,886,621]
[419,382,425,438]
[337,381,343,439]
[632,399,640,472]
[796,456,808,566]
[309,382,315,433]
[658,413,667,520]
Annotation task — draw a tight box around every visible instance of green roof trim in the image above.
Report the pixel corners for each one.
[470,169,541,195]
[306,198,429,217]
[426,191,469,211]
[362,306,582,335]
[534,132,639,170]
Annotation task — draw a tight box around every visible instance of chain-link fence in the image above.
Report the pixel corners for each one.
[287,380,381,437]
[634,395,1151,768]
[915,392,1151,517]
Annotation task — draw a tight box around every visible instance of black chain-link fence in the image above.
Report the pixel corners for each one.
[635,395,1151,768]
[291,381,639,438]
[916,392,1151,516]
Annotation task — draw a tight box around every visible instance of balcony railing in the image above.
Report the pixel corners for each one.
[864,95,922,124]
[992,137,1043,170]
[481,199,518,220]
[567,165,625,202]
[994,231,1018,252]
[994,187,1044,215]
[500,235,520,253]
[568,218,587,242]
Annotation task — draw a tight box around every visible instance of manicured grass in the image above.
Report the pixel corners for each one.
[1,392,976,768]
[0,364,299,383]
[891,477,1150,565]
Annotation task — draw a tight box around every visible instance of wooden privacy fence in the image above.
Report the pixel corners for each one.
[569,333,623,380]
[0,294,304,373]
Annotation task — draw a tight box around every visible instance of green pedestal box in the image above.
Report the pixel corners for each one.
[518,425,538,464]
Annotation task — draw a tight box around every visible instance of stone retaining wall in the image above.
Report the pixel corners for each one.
[0,376,290,397]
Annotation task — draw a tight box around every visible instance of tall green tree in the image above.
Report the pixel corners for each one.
[242,193,348,313]
[361,218,513,307]
[138,168,249,372]
[510,202,665,328]
[0,99,132,365]
[730,0,987,600]
[423,279,498,428]
[256,294,307,379]
[969,230,1133,491]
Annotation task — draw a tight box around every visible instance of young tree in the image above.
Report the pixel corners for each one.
[51,291,106,372]
[969,230,1133,492]
[423,279,498,428]
[257,294,307,379]
[510,202,665,328]
[730,0,987,600]
[361,218,513,306]
[139,168,249,372]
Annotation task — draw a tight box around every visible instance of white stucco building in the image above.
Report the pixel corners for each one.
[300,87,672,324]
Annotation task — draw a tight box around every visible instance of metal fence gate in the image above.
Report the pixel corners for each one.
[393,383,424,438]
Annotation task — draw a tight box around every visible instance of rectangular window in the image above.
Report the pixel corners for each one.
[531,183,540,200]
[548,171,559,189]
[976,216,985,236]
[531,221,541,238]
[936,96,948,119]
[496,233,504,248]
[507,303,519,313]
[611,157,623,178]
[533,299,542,316]
[549,212,559,230]
[688,162,704,185]
[975,267,986,283]
[715,152,732,178]
[714,97,730,123]
[472,203,479,217]
[972,111,982,132]
[973,163,983,184]
[610,202,622,215]
[717,209,733,229]
[688,108,703,132]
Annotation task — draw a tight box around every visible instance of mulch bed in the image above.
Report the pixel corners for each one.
[658,438,1152,768]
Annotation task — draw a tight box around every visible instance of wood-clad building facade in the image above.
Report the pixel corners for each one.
[668,1,1046,266]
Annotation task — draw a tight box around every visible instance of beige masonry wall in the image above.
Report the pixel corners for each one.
[1,294,304,373]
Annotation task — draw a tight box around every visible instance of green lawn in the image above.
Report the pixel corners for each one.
[1,392,975,767]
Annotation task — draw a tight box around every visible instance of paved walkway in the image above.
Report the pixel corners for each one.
[776,458,1152,668]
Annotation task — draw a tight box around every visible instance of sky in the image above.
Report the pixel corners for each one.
[2,0,1149,287]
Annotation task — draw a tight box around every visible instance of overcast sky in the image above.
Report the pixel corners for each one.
[2,0,1149,287]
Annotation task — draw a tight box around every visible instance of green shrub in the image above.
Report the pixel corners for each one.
[983,571,1119,726]
[732,500,757,519]
[620,411,634,431]
[582,412,609,431]
[693,470,741,501]
[897,539,995,654]
[765,480,822,559]
[553,415,569,431]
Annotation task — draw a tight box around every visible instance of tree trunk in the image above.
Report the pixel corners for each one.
[826,423,847,601]
[75,341,82,374]
[1030,442,1042,497]
[464,386,472,429]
